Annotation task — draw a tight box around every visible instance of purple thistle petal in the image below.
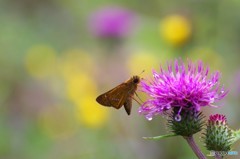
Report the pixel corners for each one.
[209,114,227,125]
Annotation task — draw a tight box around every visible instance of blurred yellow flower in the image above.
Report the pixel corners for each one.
[66,72,97,101]
[76,95,109,128]
[189,48,223,70]
[60,49,94,80]
[59,50,109,128]
[25,45,57,79]
[127,50,174,77]
[65,73,109,128]
[160,15,192,46]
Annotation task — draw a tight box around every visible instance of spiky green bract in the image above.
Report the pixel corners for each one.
[204,114,234,151]
[167,107,205,136]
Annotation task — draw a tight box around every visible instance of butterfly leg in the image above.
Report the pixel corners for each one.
[134,92,144,103]
[131,96,143,106]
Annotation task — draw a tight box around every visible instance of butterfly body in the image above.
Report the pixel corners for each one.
[96,76,140,115]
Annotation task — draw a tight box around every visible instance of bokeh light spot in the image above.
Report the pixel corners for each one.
[25,45,57,79]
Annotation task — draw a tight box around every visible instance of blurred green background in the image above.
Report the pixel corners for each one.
[0,0,240,159]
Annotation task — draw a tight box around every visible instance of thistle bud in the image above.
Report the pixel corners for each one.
[204,114,234,151]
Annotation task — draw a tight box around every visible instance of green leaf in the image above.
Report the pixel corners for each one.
[233,129,240,143]
[143,134,177,140]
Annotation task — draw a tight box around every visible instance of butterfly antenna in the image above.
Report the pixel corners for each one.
[139,70,145,75]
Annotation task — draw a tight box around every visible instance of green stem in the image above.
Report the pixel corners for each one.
[143,134,177,140]
[184,136,206,159]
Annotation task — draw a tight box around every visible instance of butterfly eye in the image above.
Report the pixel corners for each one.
[133,78,139,83]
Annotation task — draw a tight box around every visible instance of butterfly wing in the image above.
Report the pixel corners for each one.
[96,83,130,109]
[123,98,132,115]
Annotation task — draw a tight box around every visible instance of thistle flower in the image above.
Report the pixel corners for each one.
[139,59,227,121]
[204,114,234,151]
[89,6,135,38]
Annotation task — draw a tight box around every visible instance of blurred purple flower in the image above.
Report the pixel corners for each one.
[89,6,135,38]
[139,59,227,120]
